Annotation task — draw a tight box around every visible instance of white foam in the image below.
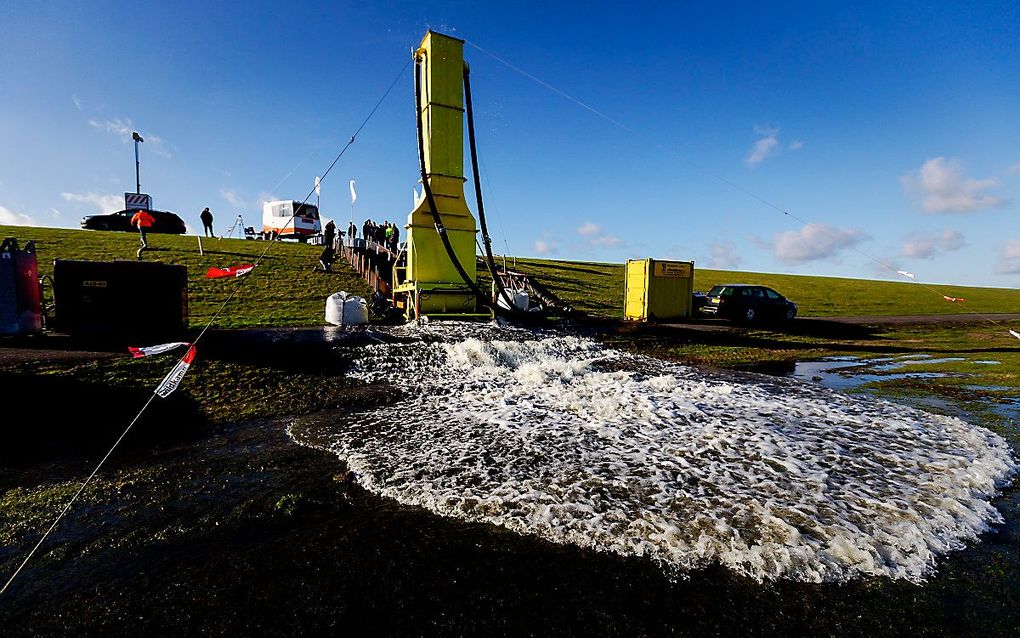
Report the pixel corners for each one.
[295,322,1016,583]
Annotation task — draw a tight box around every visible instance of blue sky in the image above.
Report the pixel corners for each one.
[1,1,1018,287]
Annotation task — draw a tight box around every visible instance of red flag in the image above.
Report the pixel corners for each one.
[128,341,191,358]
[943,295,966,303]
[206,264,255,279]
[155,345,197,398]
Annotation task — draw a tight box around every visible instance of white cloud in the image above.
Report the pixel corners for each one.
[89,117,133,138]
[746,127,780,166]
[88,117,173,159]
[900,229,966,259]
[588,234,621,248]
[219,188,246,208]
[1003,239,1020,260]
[533,239,558,256]
[706,241,742,269]
[901,157,1005,213]
[998,239,1020,274]
[61,191,123,214]
[769,223,868,264]
[0,205,39,227]
[72,95,82,111]
[577,222,619,248]
[788,140,804,151]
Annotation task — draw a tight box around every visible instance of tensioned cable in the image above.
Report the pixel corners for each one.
[464,40,1019,334]
[0,57,411,598]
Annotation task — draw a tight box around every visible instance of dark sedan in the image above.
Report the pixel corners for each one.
[81,209,187,234]
[698,284,797,322]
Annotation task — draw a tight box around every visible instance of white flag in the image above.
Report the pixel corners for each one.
[155,345,197,398]
[896,270,916,280]
[128,341,190,359]
[349,180,357,205]
[315,176,321,197]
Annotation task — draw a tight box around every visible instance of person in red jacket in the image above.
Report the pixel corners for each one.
[130,209,156,258]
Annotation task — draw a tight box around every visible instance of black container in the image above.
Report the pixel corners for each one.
[53,260,188,341]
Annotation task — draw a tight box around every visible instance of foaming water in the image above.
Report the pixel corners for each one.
[290,322,1016,583]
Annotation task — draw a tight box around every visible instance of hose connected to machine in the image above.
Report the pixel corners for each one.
[463,62,516,312]
[412,51,518,316]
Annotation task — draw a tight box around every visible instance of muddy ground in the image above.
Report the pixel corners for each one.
[2,409,1017,636]
[1,324,1018,635]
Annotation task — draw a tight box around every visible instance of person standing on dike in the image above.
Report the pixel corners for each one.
[200,207,214,237]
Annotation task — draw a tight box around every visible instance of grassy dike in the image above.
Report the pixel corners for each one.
[1,224,372,327]
[2,224,1018,427]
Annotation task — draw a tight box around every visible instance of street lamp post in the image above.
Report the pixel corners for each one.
[132,131,144,194]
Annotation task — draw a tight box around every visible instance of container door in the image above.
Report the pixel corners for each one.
[624,260,649,320]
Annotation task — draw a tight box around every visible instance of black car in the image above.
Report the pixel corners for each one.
[699,284,797,322]
[81,209,187,234]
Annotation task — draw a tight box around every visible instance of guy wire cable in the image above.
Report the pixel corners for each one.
[0,57,410,598]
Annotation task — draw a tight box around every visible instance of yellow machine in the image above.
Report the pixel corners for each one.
[392,31,482,319]
[624,258,695,321]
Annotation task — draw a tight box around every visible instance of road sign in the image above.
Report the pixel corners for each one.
[125,193,152,210]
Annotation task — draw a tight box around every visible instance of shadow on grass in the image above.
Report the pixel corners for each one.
[521,260,621,278]
[199,249,279,260]
[0,372,207,472]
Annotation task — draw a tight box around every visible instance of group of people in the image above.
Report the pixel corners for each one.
[361,219,401,252]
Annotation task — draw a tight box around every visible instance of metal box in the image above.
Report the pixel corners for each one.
[53,260,188,340]
[624,258,694,321]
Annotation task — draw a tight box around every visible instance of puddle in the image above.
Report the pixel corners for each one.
[874,357,965,371]
[990,398,1020,421]
[790,359,955,391]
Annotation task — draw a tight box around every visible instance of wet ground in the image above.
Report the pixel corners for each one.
[2,412,1018,636]
[2,324,1019,635]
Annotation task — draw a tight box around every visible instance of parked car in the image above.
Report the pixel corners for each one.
[699,284,797,322]
[81,209,187,234]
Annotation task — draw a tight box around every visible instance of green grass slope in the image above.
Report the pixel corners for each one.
[5,225,1017,325]
[2,225,371,328]
[513,258,1020,319]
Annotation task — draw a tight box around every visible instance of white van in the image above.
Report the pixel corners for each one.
[262,200,322,240]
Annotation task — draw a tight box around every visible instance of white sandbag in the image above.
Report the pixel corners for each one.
[325,291,369,326]
[496,290,530,312]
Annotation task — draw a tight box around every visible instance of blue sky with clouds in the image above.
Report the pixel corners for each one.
[1,1,1018,287]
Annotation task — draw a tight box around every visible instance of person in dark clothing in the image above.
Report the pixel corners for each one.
[348,221,357,240]
[318,220,336,271]
[391,223,400,249]
[200,207,214,237]
[363,219,371,242]
[324,219,336,247]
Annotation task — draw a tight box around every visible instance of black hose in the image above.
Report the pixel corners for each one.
[413,54,487,308]
[463,64,516,312]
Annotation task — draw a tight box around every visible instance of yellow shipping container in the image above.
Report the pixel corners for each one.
[624,258,694,321]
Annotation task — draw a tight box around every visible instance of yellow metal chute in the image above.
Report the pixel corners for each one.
[393,31,482,319]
